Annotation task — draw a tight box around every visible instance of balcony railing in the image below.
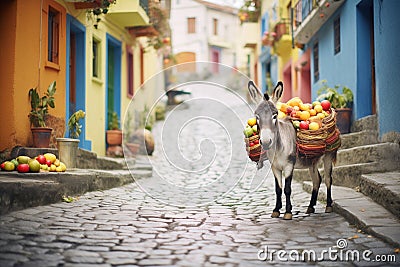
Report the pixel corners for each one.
[273,19,291,42]
[294,0,319,29]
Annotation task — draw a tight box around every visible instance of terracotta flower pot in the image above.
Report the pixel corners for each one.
[335,108,352,134]
[31,127,52,148]
[106,130,122,146]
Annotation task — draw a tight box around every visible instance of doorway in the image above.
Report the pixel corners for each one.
[66,15,90,149]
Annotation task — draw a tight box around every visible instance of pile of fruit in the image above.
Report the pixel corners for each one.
[243,117,264,162]
[277,98,332,131]
[0,153,67,173]
[277,97,341,158]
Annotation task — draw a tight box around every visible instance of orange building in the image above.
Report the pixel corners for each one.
[0,0,67,154]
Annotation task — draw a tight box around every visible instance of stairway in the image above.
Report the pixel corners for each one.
[293,115,400,247]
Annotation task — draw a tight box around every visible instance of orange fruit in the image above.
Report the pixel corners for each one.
[299,111,311,121]
[300,103,310,111]
[309,109,317,116]
[247,117,257,127]
[280,103,290,113]
[287,97,302,107]
[317,112,325,119]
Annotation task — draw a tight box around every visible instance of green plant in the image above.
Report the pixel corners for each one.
[316,80,353,108]
[67,110,85,139]
[139,105,154,131]
[123,111,133,143]
[28,81,56,127]
[108,111,120,130]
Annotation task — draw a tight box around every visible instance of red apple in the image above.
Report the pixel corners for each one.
[253,140,259,145]
[46,159,52,167]
[249,142,254,147]
[286,106,293,115]
[320,100,331,111]
[0,162,5,170]
[290,110,298,118]
[17,163,30,173]
[36,155,47,165]
[300,121,310,130]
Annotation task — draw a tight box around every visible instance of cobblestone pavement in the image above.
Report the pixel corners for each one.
[0,83,398,266]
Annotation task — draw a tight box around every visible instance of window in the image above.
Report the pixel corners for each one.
[48,7,60,64]
[213,18,218,35]
[92,38,100,78]
[187,17,196,34]
[127,48,134,97]
[313,40,319,81]
[334,16,340,54]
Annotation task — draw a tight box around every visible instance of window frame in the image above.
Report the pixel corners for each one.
[213,18,218,35]
[334,16,341,55]
[47,5,61,67]
[92,37,101,79]
[127,46,134,98]
[313,40,319,82]
[187,17,196,34]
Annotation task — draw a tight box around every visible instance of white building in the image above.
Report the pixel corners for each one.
[170,0,241,73]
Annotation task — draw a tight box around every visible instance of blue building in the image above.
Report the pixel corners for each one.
[293,0,400,140]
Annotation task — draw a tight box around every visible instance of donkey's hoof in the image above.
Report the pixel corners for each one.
[283,213,292,220]
[306,207,315,214]
[325,206,333,213]
[271,211,280,218]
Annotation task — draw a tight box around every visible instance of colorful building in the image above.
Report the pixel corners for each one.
[293,0,400,140]
[0,0,167,157]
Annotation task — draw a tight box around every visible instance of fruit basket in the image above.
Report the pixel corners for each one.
[243,118,265,162]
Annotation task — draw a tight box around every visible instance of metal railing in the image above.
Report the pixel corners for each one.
[294,0,320,28]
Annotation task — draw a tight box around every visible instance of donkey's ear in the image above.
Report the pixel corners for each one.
[271,81,283,103]
[248,81,268,104]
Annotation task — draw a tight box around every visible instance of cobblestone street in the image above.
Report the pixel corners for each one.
[0,84,398,266]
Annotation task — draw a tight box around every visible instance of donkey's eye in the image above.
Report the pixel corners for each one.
[272,114,277,124]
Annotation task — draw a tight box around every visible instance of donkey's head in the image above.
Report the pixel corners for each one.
[247,81,284,151]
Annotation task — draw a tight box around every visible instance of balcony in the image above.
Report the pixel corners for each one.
[107,0,150,27]
[241,22,259,49]
[294,0,345,44]
[271,19,292,55]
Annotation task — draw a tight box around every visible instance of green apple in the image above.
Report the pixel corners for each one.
[243,126,254,137]
[252,125,258,133]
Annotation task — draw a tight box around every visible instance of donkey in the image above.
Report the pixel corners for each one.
[248,81,338,220]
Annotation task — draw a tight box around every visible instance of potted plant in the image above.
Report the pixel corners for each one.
[123,111,140,157]
[28,81,56,148]
[106,111,122,146]
[316,80,354,134]
[56,110,85,169]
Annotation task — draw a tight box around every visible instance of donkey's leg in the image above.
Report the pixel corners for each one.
[271,167,282,218]
[306,164,321,214]
[324,152,336,213]
[283,171,293,220]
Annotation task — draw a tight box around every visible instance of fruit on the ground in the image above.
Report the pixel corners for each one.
[28,159,40,173]
[0,162,5,170]
[17,164,30,173]
[252,125,258,132]
[321,100,331,111]
[247,117,257,127]
[54,159,60,167]
[4,161,15,171]
[50,164,57,172]
[299,121,310,130]
[243,126,254,137]
[36,155,47,165]
[44,153,57,163]
[11,159,19,168]
[16,156,30,164]
[56,166,63,172]
[309,122,320,130]
[46,159,52,167]
[40,164,49,171]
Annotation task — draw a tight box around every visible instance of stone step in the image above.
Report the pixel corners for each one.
[302,181,400,247]
[351,114,378,133]
[294,161,400,189]
[359,172,400,219]
[339,130,378,149]
[336,142,400,167]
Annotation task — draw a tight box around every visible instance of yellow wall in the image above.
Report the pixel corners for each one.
[0,0,66,153]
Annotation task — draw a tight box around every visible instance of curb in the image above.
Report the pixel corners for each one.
[302,181,400,248]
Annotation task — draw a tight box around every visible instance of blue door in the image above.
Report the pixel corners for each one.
[66,15,91,150]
